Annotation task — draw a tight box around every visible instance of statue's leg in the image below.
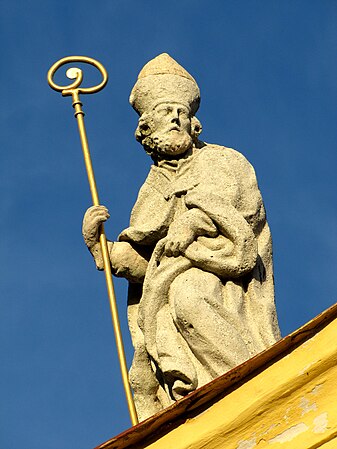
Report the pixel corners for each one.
[127,283,163,420]
[156,304,198,401]
[170,267,251,378]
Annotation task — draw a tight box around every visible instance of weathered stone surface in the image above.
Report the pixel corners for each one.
[82,53,281,421]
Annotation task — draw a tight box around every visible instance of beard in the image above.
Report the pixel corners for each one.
[143,130,193,158]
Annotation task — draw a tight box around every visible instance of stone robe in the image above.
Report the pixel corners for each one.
[111,144,280,420]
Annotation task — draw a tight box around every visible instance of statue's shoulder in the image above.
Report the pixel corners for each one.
[196,143,254,170]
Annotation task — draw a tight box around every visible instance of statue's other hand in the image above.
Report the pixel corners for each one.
[164,227,195,258]
[82,205,110,248]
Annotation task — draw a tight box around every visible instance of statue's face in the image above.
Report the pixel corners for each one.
[152,102,191,134]
[149,102,193,156]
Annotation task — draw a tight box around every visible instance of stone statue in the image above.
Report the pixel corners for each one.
[82,53,281,421]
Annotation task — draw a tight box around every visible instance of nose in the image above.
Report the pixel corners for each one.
[170,108,180,125]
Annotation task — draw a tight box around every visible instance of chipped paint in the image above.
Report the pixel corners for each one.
[310,384,323,396]
[236,438,256,449]
[268,423,309,444]
[263,423,279,435]
[300,397,317,416]
[299,362,315,375]
[283,407,291,422]
[313,413,328,434]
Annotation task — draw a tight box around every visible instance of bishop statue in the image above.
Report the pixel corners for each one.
[82,53,281,421]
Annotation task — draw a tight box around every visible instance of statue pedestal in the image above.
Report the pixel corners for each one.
[95,303,337,449]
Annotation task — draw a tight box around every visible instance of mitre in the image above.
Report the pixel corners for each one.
[129,53,200,116]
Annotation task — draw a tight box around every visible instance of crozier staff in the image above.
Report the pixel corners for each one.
[47,56,138,426]
[83,53,281,421]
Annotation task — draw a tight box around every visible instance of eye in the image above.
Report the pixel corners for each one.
[156,107,170,116]
[178,108,189,118]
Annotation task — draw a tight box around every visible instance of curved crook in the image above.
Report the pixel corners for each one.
[47,56,108,95]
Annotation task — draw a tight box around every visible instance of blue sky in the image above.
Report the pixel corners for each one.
[1,1,336,448]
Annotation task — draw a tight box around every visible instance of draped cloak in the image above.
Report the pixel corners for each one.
[116,144,281,420]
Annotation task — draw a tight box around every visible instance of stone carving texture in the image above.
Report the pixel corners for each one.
[82,53,281,421]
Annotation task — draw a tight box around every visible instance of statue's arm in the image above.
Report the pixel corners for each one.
[184,190,258,277]
[82,206,148,283]
[164,208,218,257]
[88,240,148,283]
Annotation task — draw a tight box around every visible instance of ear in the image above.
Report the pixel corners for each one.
[191,116,202,139]
[135,114,152,142]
